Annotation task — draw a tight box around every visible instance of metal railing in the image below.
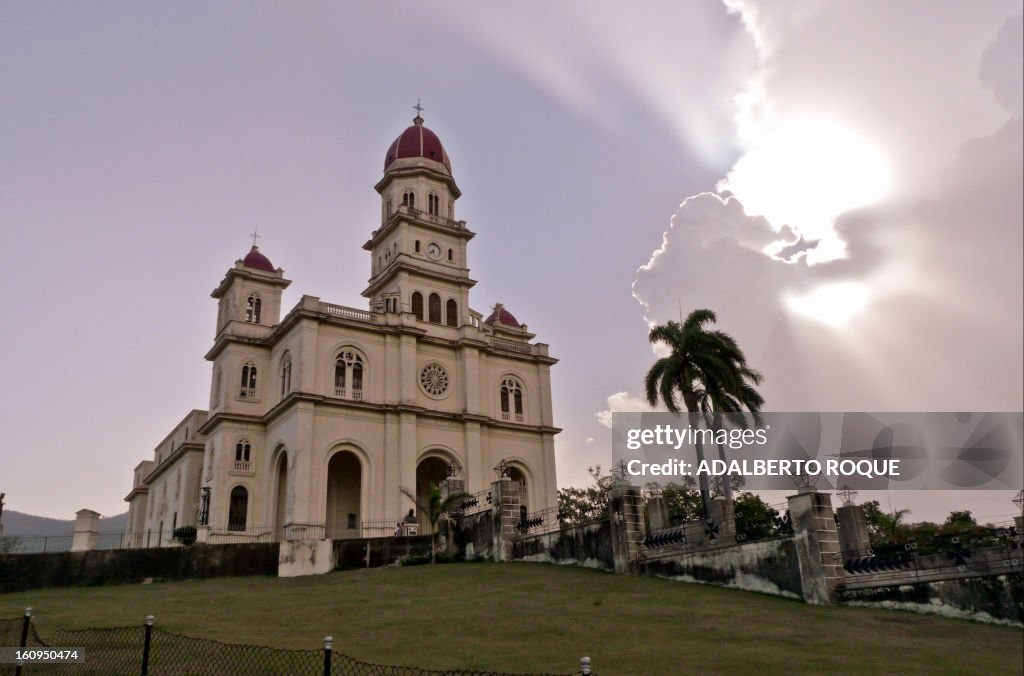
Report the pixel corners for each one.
[455,489,493,516]
[517,507,567,536]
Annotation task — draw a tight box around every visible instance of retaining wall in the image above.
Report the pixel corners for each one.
[0,543,279,593]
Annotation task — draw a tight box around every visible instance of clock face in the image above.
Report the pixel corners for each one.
[426,242,441,259]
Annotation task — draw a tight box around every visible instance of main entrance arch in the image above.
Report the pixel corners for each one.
[326,451,361,539]
[415,455,451,531]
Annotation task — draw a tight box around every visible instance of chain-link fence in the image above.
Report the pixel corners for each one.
[0,613,595,676]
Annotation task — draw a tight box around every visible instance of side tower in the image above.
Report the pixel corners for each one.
[364,113,475,330]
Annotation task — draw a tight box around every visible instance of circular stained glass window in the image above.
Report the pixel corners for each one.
[419,362,450,397]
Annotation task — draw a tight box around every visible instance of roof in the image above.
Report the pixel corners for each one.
[384,116,452,174]
[242,246,276,272]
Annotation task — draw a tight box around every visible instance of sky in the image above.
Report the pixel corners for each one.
[1,1,1021,524]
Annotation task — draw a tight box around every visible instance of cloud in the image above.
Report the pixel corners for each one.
[595,391,661,429]
[631,2,1023,412]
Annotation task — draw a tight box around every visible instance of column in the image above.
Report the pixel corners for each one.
[71,509,100,552]
[836,503,871,556]
[787,490,841,605]
[491,477,520,562]
[609,481,644,574]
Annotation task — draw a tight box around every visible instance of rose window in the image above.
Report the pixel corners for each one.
[419,362,450,396]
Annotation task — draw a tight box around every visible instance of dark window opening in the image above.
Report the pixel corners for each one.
[411,292,424,320]
[428,293,441,323]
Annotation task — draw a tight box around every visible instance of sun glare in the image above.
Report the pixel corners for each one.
[785,282,870,328]
[720,115,892,264]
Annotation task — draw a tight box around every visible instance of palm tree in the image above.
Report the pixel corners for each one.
[644,309,764,517]
[400,483,471,563]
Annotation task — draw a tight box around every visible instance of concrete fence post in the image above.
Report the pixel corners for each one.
[709,496,735,541]
[647,493,669,531]
[836,503,871,556]
[1015,516,1023,544]
[71,509,100,552]
[787,490,841,604]
[609,481,644,574]
[491,477,520,562]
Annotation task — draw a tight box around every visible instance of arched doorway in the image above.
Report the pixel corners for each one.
[326,451,361,539]
[415,456,450,531]
[273,452,288,538]
[508,466,529,513]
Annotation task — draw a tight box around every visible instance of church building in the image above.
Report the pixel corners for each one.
[124,113,559,547]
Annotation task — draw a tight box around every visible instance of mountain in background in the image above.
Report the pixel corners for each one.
[1,510,129,536]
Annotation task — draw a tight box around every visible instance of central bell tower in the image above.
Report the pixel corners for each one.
[363,112,476,329]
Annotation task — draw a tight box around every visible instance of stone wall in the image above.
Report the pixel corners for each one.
[512,521,614,570]
[638,537,804,599]
[332,535,433,569]
[451,508,495,561]
[840,573,1024,625]
[0,543,279,593]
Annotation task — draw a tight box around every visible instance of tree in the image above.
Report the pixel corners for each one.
[558,466,614,526]
[644,309,764,515]
[400,483,470,563]
[943,510,977,528]
[862,500,912,544]
[733,493,782,541]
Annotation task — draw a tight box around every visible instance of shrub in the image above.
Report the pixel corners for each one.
[173,526,197,546]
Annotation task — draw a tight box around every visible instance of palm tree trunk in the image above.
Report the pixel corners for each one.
[683,395,712,519]
[694,439,712,519]
[714,413,733,504]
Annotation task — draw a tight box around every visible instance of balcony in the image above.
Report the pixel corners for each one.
[239,387,257,399]
[491,337,534,355]
[320,302,377,324]
[383,205,468,234]
[334,387,364,401]
[233,461,251,472]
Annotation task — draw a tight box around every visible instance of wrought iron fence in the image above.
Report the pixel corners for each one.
[516,506,566,536]
[642,504,794,555]
[455,489,493,516]
[841,522,1022,583]
[0,611,594,675]
[0,519,431,556]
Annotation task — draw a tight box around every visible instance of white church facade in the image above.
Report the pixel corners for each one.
[124,114,559,547]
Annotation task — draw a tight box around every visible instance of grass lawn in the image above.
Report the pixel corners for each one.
[1,562,1021,674]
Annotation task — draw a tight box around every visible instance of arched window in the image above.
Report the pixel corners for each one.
[245,294,262,323]
[334,350,364,400]
[500,376,524,422]
[240,362,257,399]
[428,192,439,216]
[446,299,458,327]
[447,248,453,262]
[228,486,248,531]
[402,189,416,209]
[415,240,421,253]
[386,197,393,219]
[411,292,424,320]
[234,439,252,470]
[280,354,292,397]
[428,293,441,323]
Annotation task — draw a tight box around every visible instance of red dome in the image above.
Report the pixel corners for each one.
[384,116,452,173]
[484,304,521,328]
[242,246,275,272]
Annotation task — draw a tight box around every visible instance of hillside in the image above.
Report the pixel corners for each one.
[0,563,1019,674]
[1,510,129,537]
